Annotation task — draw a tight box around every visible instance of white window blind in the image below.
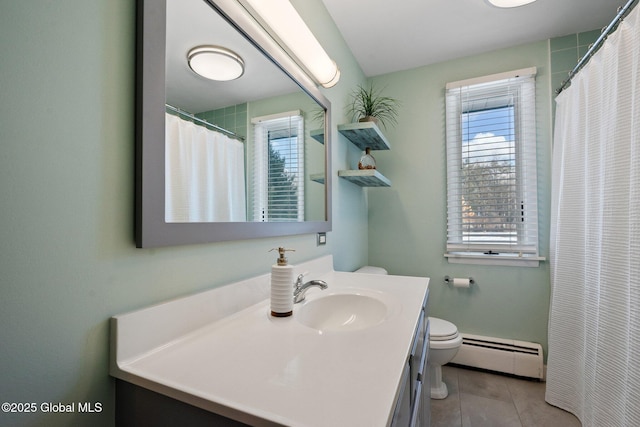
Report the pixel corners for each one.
[445,69,540,263]
[251,112,304,222]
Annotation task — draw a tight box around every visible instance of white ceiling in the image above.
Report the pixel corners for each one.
[320,0,623,77]
[168,0,624,113]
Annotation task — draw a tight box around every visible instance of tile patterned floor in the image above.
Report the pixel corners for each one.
[430,365,582,427]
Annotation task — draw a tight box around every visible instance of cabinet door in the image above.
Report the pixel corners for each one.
[409,381,423,427]
[420,319,431,426]
[392,288,430,427]
[391,362,412,427]
[410,312,425,396]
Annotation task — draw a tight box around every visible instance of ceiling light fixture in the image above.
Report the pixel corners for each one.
[487,0,537,8]
[238,0,340,88]
[187,46,245,81]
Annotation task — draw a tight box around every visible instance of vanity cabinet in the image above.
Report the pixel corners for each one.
[337,122,392,187]
[111,255,430,426]
[391,290,430,427]
[116,380,247,427]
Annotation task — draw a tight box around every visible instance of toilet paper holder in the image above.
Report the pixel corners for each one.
[444,275,475,286]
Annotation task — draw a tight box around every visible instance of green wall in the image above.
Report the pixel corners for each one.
[0,1,366,426]
[367,41,554,357]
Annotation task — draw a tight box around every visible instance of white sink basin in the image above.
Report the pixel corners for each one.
[297,293,389,332]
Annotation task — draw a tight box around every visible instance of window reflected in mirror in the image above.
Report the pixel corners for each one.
[251,112,304,222]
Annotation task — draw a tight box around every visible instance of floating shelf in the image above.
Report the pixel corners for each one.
[310,129,324,144]
[310,173,325,184]
[338,170,391,187]
[338,122,390,151]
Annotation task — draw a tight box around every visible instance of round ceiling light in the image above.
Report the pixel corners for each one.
[187,46,245,81]
[487,0,536,7]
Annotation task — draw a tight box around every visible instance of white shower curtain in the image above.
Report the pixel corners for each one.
[547,5,640,426]
[165,113,247,222]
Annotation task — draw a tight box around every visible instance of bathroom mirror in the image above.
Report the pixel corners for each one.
[136,0,332,247]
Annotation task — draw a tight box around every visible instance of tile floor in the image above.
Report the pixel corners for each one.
[430,365,581,427]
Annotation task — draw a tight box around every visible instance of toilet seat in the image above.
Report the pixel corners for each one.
[429,317,459,341]
[428,317,463,399]
[354,266,388,275]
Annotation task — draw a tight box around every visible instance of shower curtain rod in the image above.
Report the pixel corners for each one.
[165,104,245,141]
[556,0,638,94]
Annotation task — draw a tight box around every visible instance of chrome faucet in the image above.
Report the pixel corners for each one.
[293,273,328,303]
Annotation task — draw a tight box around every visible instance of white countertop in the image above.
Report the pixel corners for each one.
[110,256,429,426]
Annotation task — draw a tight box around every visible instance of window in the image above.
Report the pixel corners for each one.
[445,68,543,266]
[251,112,304,222]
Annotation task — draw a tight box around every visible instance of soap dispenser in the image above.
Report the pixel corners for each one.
[269,247,295,317]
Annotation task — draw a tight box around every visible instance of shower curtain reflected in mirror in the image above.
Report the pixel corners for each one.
[547,5,640,425]
[165,113,247,222]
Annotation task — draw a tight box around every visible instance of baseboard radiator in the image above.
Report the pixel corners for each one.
[450,333,544,380]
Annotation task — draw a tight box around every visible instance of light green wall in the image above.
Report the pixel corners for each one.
[367,41,554,357]
[0,1,365,426]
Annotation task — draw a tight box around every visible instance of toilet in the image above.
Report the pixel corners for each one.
[353,265,389,275]
[355,266,462,400]
[428,316,462,399]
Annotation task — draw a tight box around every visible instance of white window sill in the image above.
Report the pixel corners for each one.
[445,253,546,267]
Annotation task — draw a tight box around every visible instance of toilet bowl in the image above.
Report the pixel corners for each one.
[354,265,389,275]
[354,267,462,399]
[429,316,462,399]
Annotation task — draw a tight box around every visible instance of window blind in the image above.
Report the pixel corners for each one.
[445,69,539,257]
[252,113,305,222]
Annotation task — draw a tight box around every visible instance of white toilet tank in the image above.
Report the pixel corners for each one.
[354,266,388,275]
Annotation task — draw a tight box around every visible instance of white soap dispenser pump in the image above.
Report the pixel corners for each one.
[269,247,295,317]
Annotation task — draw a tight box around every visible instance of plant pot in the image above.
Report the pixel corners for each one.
[358,116,379,125]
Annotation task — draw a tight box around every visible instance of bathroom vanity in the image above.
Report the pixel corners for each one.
[110,256,430,426]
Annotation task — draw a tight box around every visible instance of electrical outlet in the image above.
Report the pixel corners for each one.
[317,232,327,246]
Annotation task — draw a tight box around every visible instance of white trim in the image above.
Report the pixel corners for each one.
[445,253,545,267]
[445,67,537,89]
[251,110,301,124]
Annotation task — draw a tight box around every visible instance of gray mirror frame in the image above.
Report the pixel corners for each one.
[135,0,332,248]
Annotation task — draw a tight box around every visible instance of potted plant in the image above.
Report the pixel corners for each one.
[346,83,400,130]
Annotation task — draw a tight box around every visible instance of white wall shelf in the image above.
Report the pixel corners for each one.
[338,169,391,187]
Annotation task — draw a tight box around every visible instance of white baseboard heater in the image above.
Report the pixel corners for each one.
[450,333,544,380]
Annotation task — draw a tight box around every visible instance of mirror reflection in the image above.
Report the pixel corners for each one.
[165,0,327,224]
